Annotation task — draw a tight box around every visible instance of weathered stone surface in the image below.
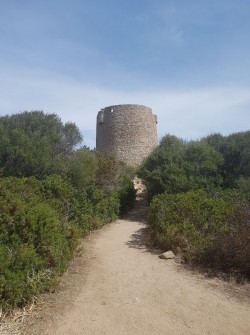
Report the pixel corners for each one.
[96,104,158,167]
[158,251,175,259]
[133,177,147,199]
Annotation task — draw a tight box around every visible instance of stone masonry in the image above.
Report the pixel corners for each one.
[96,104,158,166]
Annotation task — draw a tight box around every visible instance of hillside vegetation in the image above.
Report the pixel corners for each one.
[0,111,136,312]
[139,132,250,278]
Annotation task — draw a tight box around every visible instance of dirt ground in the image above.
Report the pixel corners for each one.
[2,202,250,335]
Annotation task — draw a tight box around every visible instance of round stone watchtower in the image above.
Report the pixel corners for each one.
[96,104,158,166]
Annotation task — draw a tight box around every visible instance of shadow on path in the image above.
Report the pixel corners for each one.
[124,199,160,255]
[124,199,148,223]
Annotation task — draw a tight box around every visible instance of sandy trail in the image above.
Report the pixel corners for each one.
[23,203,249,335]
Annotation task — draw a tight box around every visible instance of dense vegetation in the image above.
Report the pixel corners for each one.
[139,132,250,278]
[0,111,136,312]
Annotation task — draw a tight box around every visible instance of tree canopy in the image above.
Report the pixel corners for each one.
[138,134,224,199]
[0,111,83,178]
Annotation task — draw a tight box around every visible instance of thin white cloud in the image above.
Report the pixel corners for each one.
[135,13,150,24]
[0,69,250,148]
[169,26,184,43]
[147,89,250,141]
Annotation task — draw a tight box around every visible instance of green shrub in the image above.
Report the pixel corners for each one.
[118,177,136,215]
[41,174,76,224]
[203,202,250,277]
[148,190,250,277]
[138,135,223,201]
[0,111,82,179]
[74,185,120,234]
[0,177,78,311]
[0,174,123,309]
[0,112,137,312]
[66,148,97,191]
[236,177,250,203]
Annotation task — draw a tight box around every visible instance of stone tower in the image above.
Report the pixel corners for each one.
[96,104,158,166]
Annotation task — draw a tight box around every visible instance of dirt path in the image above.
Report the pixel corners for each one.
[22,202,249,335]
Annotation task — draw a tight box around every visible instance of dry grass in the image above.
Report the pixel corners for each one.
[0,298,40,335]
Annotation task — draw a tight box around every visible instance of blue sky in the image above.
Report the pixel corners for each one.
[1,0,250,147]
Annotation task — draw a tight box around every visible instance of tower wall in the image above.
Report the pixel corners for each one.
[96,104,158,166]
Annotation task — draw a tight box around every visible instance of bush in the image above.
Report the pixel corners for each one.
[0,112,137,312]
[118,177,136,215]
[138,135,223,200]
[0,172,131,310]
[0,111,82,179]
[148,190,250,277]
[204,202,250,277]
[236,177,250,202]
[0,177,77,311]
[41,174,76,225]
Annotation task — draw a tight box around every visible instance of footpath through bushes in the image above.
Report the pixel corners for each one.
[0,170,135,312]
[0,111,136,312]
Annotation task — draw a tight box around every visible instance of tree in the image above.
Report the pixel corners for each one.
[0,111,83,178]
[138,135,187,198]
[203,131,250,187]
[183,141,224,191]
[138,135,223,200]
[67,147,97,190]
